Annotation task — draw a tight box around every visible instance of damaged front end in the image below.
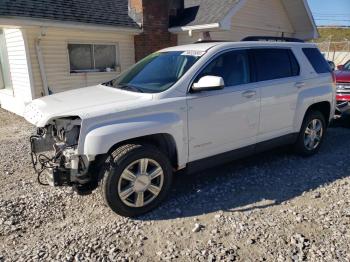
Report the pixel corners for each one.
[30,117,95,193]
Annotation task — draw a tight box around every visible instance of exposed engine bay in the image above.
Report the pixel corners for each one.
[30,117,92,190]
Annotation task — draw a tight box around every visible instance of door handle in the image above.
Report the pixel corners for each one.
[295,82,305,89]
[242,90,257,98]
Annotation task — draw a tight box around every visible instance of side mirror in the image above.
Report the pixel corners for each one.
[337,65,344,71]
[192,76,225,92]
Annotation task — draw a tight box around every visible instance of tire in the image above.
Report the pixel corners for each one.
[294,110,326,157]
[100,143,173,217]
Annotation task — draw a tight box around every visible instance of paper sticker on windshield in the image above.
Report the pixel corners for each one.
[181,50,206,57]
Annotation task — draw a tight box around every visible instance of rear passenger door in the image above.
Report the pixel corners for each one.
[250,48,301,141]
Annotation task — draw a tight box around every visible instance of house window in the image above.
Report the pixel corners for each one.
[0,29,12,90]
[68,43,118,73]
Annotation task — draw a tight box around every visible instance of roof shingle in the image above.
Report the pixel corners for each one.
[0,0,241,30]
[171,0,240,28]
[0,0,139,29]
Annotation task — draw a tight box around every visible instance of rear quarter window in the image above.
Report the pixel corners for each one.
[302,48,331,74]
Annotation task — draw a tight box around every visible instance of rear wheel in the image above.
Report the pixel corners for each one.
[100,144,173,217]
[295,111,326,156]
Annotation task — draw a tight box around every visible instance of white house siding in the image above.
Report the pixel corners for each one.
[0,28,32,115]
[177,0,295,44]
[281,0,315,39]
[24,27,135,98]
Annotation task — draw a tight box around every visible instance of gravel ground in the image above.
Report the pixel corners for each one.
[0,108,350,262]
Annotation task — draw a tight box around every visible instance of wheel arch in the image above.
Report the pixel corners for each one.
[305,101,331,125]
[106,133,179,169]
[295,100,332,132]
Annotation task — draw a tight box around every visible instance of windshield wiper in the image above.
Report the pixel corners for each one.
[117,84,144,93]
[102,80,113,87]
[102,81,144,93]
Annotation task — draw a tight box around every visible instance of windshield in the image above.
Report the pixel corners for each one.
[344,61,350,71]
[103,51,203,93]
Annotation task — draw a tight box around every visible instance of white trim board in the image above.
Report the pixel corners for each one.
[0,17,142,35]
[168,0,247,33]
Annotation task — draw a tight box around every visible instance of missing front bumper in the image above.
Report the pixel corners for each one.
[30,133,88,187]
[44,167,72,187]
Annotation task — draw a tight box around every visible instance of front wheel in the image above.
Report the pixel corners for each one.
[294,111,326,157]
[100,144,173,217]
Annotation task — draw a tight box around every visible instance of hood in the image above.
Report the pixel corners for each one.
[24,85,153,127]
[335,70,350,83]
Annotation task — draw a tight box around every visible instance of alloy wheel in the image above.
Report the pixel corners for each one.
[304,119,323,150]
[117,158,164,208]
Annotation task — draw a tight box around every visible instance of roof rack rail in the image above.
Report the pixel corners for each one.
[241,36,304,43]
[194,40,229,44]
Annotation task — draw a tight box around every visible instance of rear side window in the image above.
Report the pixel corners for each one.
[302,48,331,74]
[251,49,300,82]
[290,51,300,76]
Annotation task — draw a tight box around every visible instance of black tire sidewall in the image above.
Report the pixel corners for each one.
[102,145,173,217]
[295,111,326,156]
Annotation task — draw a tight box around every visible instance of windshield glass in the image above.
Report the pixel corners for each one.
[344,61,350,71]
[103,51,203,93]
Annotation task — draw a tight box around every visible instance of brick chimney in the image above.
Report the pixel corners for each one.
[129,0,182,61]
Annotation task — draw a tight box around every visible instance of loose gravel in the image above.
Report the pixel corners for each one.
[0,108,350,262]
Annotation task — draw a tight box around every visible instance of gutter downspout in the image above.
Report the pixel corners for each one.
[35,27,50,96]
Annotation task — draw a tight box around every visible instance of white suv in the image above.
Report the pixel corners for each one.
[24,40,335,217]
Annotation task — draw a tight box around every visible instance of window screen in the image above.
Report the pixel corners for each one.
[251,48,299,82]
[302,48,331,74]
[195,50,250,87]
[68,44,117,73]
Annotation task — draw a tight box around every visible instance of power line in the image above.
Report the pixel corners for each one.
[313,12,350,16]
[315,15,350,18]
[315,19,350,22]
[314,14,350,16]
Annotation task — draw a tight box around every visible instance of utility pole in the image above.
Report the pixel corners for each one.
[327,35,333,60]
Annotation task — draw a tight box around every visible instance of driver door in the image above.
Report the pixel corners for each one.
[187,49,261,162]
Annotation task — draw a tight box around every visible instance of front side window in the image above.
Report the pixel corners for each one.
[251,48,299,82]
[105,51,202,93]
[195,50,250,87]
[0,29,12,90]
[68,43,117,73]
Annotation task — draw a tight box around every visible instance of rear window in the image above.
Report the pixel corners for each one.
[302,48,331,74]
[251,49,300,82]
